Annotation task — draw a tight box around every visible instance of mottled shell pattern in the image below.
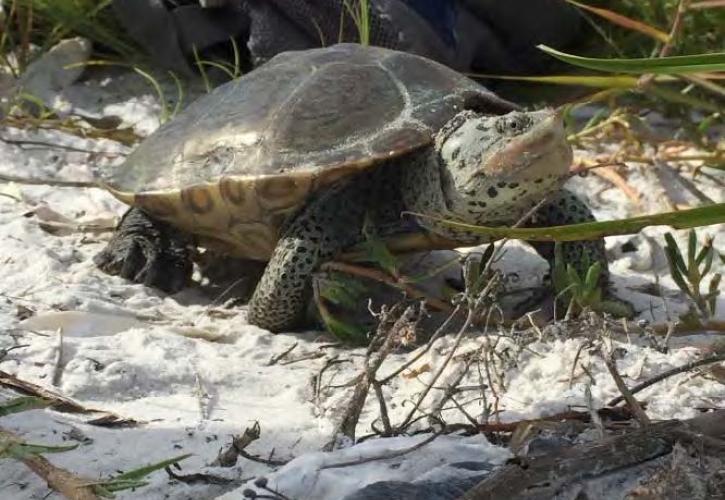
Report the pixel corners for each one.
[99,44,514,260]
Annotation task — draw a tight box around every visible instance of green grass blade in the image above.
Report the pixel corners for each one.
[687,230,698,271]
[466,74,641,88]
[0,396,50,416]
[708,273,722,315]
[111,453,191,481]
[702,245,715,278]
[566,265,583,291]
[537,45,725,74]
[3,441,78,460]
[664,233,688,275]
[584,261,603,292]
[665,245,692,295]
[553,243,570,293]
[413,204,725,242]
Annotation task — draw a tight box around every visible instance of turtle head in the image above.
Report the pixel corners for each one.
[436,108,572,221]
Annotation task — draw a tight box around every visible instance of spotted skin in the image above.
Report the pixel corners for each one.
[247,172,380,330]
[525,189,608,282]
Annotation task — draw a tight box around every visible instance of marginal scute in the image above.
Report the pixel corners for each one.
[314,157,376,189]
[181,185,215,214]
[219,176,247,205]
[134,193,178,218]
[369,127,432,157]
[254,174,312,212]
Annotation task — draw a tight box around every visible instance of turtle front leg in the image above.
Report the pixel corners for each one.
[523,189,633,317]
[247,177,374,332]
[94,208,193,293]
[525,189,608,282]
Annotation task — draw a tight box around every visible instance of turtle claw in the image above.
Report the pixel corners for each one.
[94,208,193,294]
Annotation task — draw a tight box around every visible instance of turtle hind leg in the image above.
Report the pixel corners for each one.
[94,207,193,293]
[246,174,379,333]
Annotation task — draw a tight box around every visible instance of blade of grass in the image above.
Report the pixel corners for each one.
[0,396,50,416]
[647,84,723,113]
[690,0,725,7]
[413,203,725,242]
[565,0,670,43]
[111,453,191,481]
[466,74,641,88]
[537,45,725,74]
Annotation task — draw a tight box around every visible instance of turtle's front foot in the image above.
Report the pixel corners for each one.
[94,208,193,293]
[525,190,634,318]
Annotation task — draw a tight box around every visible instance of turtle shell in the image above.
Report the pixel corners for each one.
[100,43,515,260]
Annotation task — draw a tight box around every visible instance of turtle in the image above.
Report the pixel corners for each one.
[94,43,609,333]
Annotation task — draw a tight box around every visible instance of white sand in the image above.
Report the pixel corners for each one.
[1,67,723,500]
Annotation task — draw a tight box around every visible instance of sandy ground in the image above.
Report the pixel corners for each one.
[0,64,723,500]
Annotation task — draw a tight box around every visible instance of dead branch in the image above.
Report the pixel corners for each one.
[460,410,725,500]
[473,407,634,433]
[213,422,289,468]
[590,164,641,204]
[164,466,235,485]
[395,307,475,433]
[428,350,478,421]
[638,0,691,88]
[0,427,99,500]
[371,380,393,436]
[604,356,651,425]
[377,304,461,384]
[267,342,298,366]
[607,352,725,407]
[0,370,138,427]
[323,305,421,450]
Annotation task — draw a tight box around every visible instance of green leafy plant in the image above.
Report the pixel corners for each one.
[664,230,721,320]
[313,271,371,343]
[538,46,725,74]
[88,453,192,496]
[552,243,632,317]
[553,243,603,314]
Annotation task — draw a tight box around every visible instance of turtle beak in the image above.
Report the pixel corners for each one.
[540,105,567,130]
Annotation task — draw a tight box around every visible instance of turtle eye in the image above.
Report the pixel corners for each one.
[496,115,530,135]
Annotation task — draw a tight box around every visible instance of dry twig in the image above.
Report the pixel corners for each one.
[323,304,420,450]
[213,422,289,467]
[460,412,725,500]
[0,370,137,427]
[604,355,651,425]
[0,427,98,500]
[607,352,725,407]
